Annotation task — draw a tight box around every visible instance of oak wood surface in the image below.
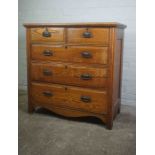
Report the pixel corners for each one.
[26,28,34,113]
[31,82,108,114]
[31,62,108,88]
[31,27,65,43]
[67,46,108,64]
[67,28,109,45]
[24,22,126,129]
[24,22,126,28]
[31,45,108,65]
[30,102,107,123]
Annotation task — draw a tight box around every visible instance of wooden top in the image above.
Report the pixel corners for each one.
[23,22,126,29]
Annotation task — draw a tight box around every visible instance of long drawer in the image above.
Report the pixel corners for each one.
[31,45,108,65]
[31,83,108,114]
[31,62,108,88]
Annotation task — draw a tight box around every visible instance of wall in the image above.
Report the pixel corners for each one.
[19,0,136,106]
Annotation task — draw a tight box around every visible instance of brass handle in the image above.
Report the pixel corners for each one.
[43,69,52,76]
[81,96,91,103]
[81,74,92,80]
[43,50,53,56]
[83,31,92,38]
[81,51,92,58]
[42,28,51,37]
[43,91,53,97]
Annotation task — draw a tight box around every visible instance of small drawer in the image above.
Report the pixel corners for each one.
[31,83,108,114]
[67,28,109,45]
[31,45,108,65]
[31,62,108,88]
[31,27,65,43]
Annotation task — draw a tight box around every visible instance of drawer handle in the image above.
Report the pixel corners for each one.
[43,69,52,76]
[83,31,92,38]
[43,50,53,56]
[81,51,92,58]
[81,96,91,103]
[43,91,53,97]
[42,28,51,37]
[81,74,92,80]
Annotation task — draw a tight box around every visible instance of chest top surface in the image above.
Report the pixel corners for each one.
[24,22,126,28]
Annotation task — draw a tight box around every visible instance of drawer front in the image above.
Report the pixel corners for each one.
[31,45,67,61]
[31,45,108,65]
[67,28,109,45]
[31,63,108,88]
[31,27,64,43]
[67,46,108,65]
[31,83,108,114]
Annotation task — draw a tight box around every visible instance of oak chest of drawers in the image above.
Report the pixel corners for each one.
[24,22,126,129]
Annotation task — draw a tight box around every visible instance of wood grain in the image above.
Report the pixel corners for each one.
[67,46,108,65]
[31,27,65,43]
[31,45,108,65]
[31,82,108,114]
[24,22,127,28]
[31,62,108,88]
[24,22,126,129]
[67,28,109,45]
[26,28,34,113]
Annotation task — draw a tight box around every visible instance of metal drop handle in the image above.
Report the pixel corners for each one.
[43,50,53,56]
[81,51,92,58]
[42,27,51,37]
[81,74,92,80]
[81,96,91,103]
[43,91,53,97]
[83,31,92,38]
[43,69,52,76]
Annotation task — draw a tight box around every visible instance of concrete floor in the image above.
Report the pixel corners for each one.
[19,90,136,155]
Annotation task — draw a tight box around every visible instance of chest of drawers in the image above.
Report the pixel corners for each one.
[24,22,126,129]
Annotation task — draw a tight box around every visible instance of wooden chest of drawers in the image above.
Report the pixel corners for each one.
[24,22,126,129]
